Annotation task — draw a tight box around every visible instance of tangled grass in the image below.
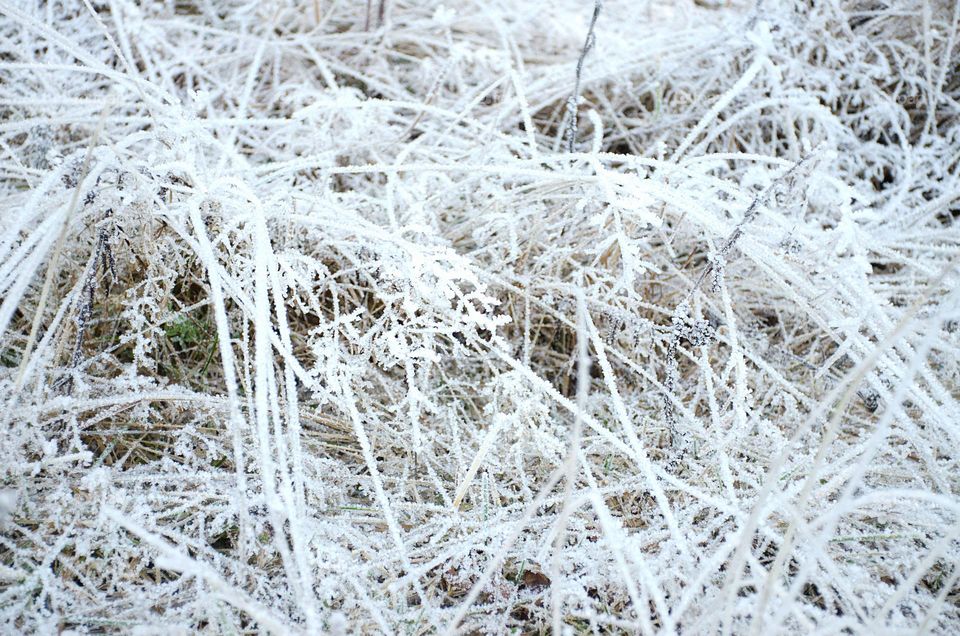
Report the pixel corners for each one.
[1,0,959,633]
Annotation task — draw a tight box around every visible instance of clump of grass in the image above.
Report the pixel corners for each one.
[1,0,959,634]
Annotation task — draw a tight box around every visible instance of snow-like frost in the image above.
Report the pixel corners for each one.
[1,0,959,634]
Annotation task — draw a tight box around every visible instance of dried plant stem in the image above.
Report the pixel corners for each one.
[15,105,110,390]
[565,1,603,154]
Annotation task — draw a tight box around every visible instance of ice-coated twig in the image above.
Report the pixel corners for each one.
[565,1,603,154]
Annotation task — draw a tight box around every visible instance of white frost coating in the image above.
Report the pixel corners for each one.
[0,0,958,634]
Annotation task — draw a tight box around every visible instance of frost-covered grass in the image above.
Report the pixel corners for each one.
[1,0,959,633]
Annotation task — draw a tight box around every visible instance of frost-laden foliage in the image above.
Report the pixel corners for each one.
[1,0,959,633]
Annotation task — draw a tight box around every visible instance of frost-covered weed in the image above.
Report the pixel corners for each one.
[1,0,959,633]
